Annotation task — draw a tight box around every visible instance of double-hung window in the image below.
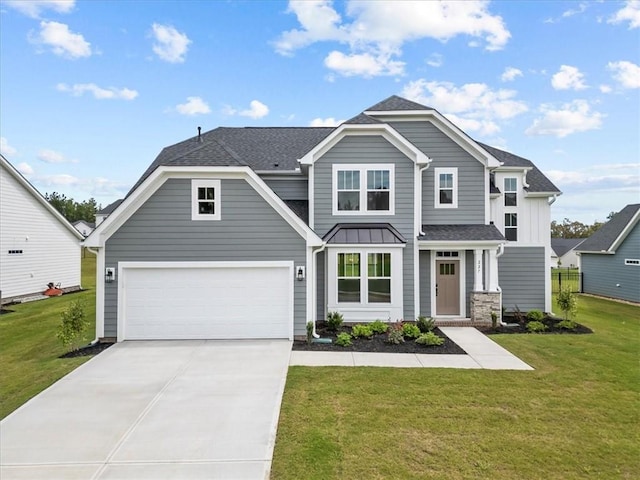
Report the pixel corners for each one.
[505,213,518,241]
[367,253,391,303]
[434,167,458,208]
[338,253,361,302]
[333,164,394,214]
[192,179,221,221]
[504,178,517,206]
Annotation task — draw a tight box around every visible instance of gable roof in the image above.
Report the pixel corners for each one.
[97,199,123,215]
[551,237,584,257]
[478,143,561,194]
[0,154,84,240]
[577,204,640,253]
[366,95,433,111]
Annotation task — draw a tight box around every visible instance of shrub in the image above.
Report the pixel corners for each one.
[351,324,373,338]
[369,319,388,334]
[326,311,344,332]
[513,305,526,325]
[491,311,498,328]
[386,323,405,345]
[557,318,578,330]
[526,320,547,333]
[56,300,88,351]
[335,332,352,347]
[527,310,545,322]
[557,288,578,321]
[416,315,435,333]
[402,323,421,339]
[416,331,444,346]
[306,321,314,344]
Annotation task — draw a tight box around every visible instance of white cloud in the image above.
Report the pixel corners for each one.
[16,162,34,176]
[37,148,78,164]
[0,137,18,157]
[175,97,211,116]
[500,67,523,82]
[525,100,604,138]
[426,53,443,67]
[599,84,613,93]
[151,23,191,63]
[401,79,528,135]
[56,83,138,100]
[309,117,344,126]
[30,21,91,59]
[562,2,588,19]
[608,0,640,29]
[607,60,640,89]
[32,174,130,197]
[224,100,270,119]
[551,65,587,90]
[324,50,404,77]
[274,0,510,77]
[4,0,74,19]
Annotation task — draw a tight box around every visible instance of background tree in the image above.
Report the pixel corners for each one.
[45,192,101,223]
[550,213,615,238]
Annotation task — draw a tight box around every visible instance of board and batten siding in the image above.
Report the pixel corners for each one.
[389,121,485,225]
[499,246,546,311]
[0,165,80,299]
[313,135,416,319]
[581,225,640,303]
[104,178,307,337]
[261,176,308,200]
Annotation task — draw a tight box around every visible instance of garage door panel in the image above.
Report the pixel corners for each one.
[122,264,292,340]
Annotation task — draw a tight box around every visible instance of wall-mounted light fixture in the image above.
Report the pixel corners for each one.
[105,267,115,284]
[296,266,305,281]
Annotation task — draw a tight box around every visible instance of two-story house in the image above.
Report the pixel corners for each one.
[85,96,560,342]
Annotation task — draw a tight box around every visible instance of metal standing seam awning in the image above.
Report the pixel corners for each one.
[323,223,407,244]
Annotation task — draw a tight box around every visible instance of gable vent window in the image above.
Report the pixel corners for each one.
[192,179,221,221]
[625,259,640,266]
[505,213,518,241]
[504,178,517,206]
[8,249,24,255]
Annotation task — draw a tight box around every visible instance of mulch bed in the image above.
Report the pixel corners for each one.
[292,326,466,354]
[59,342,113,358]
[478,315,593,335]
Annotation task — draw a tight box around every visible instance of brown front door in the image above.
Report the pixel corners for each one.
[436,260,460,315]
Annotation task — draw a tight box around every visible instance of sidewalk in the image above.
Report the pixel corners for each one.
[289,327,533,370]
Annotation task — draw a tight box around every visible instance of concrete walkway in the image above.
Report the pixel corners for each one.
[290,327,533,370]
[1,340,292,480]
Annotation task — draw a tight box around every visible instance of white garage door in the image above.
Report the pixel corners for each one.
[120,262,293,340]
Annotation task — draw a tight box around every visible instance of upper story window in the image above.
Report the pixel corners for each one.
[505,213,517,241]
[192,179,221,221]
[333,164,394,215]
[434,167,458,208]
[504,177,517,206]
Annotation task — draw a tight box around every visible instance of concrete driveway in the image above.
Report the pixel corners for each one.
[0,340,292,480]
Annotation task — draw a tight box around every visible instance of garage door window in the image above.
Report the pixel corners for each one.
[192,179,221,220]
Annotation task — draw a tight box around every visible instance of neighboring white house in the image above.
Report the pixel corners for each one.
[551,238,584,269]
[73,220,95,237]
[0,154,83,302]
[95,199,123,226]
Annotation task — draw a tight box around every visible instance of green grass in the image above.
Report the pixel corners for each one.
[551,268,581,293]
[272,295,639,479]
[0,252,97,419]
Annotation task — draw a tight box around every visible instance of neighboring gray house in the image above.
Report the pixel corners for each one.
[577,204,640,303]
[95,199,123,226]
[551,237,584,268]
[85,96,561,342]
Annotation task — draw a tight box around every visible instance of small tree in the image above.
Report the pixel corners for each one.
[57,300,88,352]
[557,287,578,321]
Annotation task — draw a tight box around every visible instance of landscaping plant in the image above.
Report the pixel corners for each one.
[526,320,547,333]
[416,315,435,333]
[335,332,352,347]
[326,311,344,332]
[386,322,405,344]
[56,299,88,352]
[526,309,544,322]
[557,318,578,330]
[416,331,444,346]
[557,287,578,321]
[306,321,314,344]
[351,324,373,338]
[491,311,498,328]
[401,323,421,339]
[369,319,389,334]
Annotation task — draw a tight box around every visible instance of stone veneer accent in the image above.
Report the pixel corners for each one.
[470,291,501,324]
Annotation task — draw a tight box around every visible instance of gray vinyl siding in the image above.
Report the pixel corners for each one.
[313,135,416,319]
[499,246,546,311]
[581,225,640,302]
[316,251,326,321]
[261,177,308,200]
[389,122,485,224]
[104,178,307,338]
[419,251,431,316]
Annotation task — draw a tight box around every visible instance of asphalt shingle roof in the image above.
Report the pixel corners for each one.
[365,95,433,111]
[551,238,584,257]
[577,204,640,252]
[344,113,383,124]
[97,199,123,215]
[323,223,406,244]
[418,224,505,242]
[283,200,309,225]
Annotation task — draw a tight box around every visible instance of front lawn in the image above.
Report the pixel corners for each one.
[0,252,97,419]
[272,295,639,479]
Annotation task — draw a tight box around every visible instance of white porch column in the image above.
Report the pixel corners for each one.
[488,247,500,292]
[473,249,484,291]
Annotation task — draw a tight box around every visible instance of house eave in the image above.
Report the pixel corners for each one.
[417,240,505,249]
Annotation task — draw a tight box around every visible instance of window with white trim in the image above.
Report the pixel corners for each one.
[192,179,221,221]
[435,168,457,208]
[505,213,517,241]
[625,259,640,266]
[333,164,394,215]
[337,251,392,304]
[504,177,517,206]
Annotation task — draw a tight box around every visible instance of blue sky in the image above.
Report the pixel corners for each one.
[1,0,638,223]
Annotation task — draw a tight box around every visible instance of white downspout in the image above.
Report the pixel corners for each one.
[311,244,327,338]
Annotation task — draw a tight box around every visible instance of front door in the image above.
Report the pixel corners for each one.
[436,260,460,315]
